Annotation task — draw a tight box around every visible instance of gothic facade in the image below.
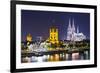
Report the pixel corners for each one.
[67,19,86,41]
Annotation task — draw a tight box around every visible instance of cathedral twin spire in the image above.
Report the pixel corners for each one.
[67,19,79,41]
[68,19,79,34]
[67,18,86,41]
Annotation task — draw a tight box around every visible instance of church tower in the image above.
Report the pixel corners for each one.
[72,19,75,33]
[67,19,72,41]
[49,27,59,44]
[71,19,76,41]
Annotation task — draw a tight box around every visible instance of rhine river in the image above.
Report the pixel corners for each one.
[21,50,90,63]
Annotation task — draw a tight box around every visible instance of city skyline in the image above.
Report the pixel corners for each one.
[21,10,90,41]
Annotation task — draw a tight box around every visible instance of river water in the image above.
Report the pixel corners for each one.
[21,50,90,63]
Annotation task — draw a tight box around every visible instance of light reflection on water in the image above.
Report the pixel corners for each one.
[21,50,90,63]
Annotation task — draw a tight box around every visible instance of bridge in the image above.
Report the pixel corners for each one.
[21,48,89,57]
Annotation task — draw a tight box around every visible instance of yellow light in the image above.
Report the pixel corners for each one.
[54,54,60,61]
[26,33,32,42]
[49,27,59,44]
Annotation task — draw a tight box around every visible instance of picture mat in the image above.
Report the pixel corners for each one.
[16,4,94,69]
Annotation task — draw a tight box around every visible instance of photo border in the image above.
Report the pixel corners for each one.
[10,0,97,72]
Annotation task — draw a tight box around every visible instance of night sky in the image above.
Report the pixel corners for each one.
[21,10,90,41]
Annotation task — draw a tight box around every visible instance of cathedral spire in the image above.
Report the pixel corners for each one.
[68,19,71,30]
[72,19,75,32]
[67,19,72,41]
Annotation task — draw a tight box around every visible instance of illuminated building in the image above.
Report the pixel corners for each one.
[26,33,32,45]
[49,27,59,44]
[67,19,86,41]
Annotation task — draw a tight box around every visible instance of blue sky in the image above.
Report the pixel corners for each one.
[21,10,90,41]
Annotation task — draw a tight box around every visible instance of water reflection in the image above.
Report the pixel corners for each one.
[72,53,79,60]
[48,54,60,62]
[22,50,90,63]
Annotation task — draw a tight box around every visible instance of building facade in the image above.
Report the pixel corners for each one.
[26,33,32,45]
[49,27,59,44]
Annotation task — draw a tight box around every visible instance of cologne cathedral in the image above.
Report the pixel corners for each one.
[67,19,86,41]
